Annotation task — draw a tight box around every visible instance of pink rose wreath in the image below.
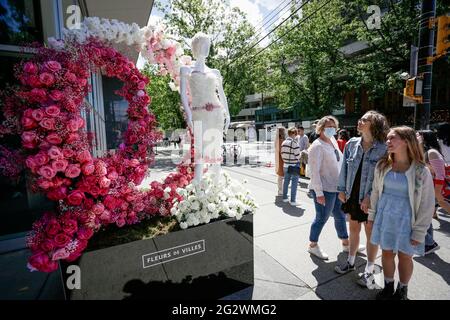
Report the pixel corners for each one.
[0,26,194,272]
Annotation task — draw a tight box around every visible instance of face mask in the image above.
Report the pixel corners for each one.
[324,127,336,138]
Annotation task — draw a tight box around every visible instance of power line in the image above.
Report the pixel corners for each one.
[244,0,333,63]
[227,0,310,68]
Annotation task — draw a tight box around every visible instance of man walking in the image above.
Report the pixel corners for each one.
[281,127,301,206]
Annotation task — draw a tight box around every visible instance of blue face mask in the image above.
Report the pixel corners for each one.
[324,127,336,138]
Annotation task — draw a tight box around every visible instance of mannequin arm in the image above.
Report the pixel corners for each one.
[212,69,231,133]
[180,66,193,130]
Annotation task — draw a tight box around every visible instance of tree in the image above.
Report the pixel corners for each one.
[155,0,265,115]
[142,65,185,130]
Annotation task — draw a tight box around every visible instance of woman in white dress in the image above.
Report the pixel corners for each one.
[180,33,231,183]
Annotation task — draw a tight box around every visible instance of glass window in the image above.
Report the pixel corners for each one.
[102,76,129,150]
[0,0,43,46]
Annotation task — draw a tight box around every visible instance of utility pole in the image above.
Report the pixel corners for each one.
[415,0,436,130]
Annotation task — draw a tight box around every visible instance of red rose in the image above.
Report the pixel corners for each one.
[40,239,55,252]
[47,186,67,200]
[39,72,55,86]
[76,150,92,163]
[45,105,60,117]
[137,81,146,90]
[23,141,37,149]
[67,119,79,132]
[38,165,56,179]
[64,71,77,83]
[45,219,61,236]
[46,133,63,145]
[54,233,71,247]
[21,117,37,130]
[39,118,56,130]
[99,176,111,189]
[77,227,94,240]
[107,170,118,180]
[51,159,68,172]
[67,190,84,206]
[49,90,63,101]
[95,161,107,176]
[92,203,105,215]
[64,100,77,112]
[44,61,62,73]
[81,162,95,175]
[65,164,81,178]
[28,252,58,273]
[104,195,118,210]
[66,133,80,144]
[30,88,47,103]
[25,157,38,171]
[88,185,100,197]
[24,62,38,74]
[62,219,78,235]
[48,146,63,160]
[28,75,42,87]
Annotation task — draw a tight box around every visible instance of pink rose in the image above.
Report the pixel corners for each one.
[24,62,38,74]
[39,118,56,130]
[22,131,36,143]
[25,157,37,171]
[49,90,63,101]
[76,150,92,163]
[51,159,68,172]
[54,233,71,247]
[39,72,55,86]
[30,88,47,102]
[44,61,62,73]
[37,179,53,189]
[46,133,63,145]
[99,210,111,221]
[88,185,100,197]
[64,100,77,112]
[45,105,60,117]
[45,219,61,236]
[27,75,41,87]
[48,146,63,160]
[137,81,146,90]
[31,109,45,121]
[99,177,111,189]
[62,219,78,235]
[129,159,140,167]
[66,133,80,144]
[67,118,79,132]
[95,161,107,176]
[64,71,77,83]
[92,203,105,215]
[107,170,118,180]
[47,186,67,201]
[116,219,126,228]
[21,117,37,130]
[28,252,58,273]
[38,166,57,179]
[35,152,50,166]
[51,248,70,261]
[65,164,81,178]
[81,162,95,175]
[62,149,74,158]
[67,190,84,206]
[76,117,85,128]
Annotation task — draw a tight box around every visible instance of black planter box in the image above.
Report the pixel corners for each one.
[60,214,253,300]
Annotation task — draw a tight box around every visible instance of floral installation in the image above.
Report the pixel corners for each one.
[0,18,254,273]
[171,172,257,229]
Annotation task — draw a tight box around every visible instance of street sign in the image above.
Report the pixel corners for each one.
[403,95,417,107]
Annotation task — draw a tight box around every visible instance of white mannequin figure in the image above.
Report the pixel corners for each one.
[180,33,231,184]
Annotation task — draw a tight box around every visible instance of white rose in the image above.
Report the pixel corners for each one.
[191,201,200,211]
[207,203,216,212]
[180,222,188,229]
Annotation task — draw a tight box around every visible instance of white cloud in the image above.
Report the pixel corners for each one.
[230,0,264,29]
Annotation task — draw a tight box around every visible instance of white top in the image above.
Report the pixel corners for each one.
[307,137,343,197]
[296,134,309,151]
[188,71,222,108]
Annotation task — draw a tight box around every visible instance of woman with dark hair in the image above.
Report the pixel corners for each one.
[337,130,349,153]
[335,111,389,289]
[417,130,450,254]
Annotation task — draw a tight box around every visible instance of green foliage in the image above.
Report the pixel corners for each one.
[142,65,185,130]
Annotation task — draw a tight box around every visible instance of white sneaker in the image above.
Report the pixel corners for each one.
[343,244,366,253]
[282,198,289,203]
[289,201,300,206]
[308,245,329,260]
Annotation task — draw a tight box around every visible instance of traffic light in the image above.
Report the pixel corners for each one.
[436,15,450,56]
[404,79,415,98]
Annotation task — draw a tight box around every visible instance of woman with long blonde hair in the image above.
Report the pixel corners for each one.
[368,126,435,300]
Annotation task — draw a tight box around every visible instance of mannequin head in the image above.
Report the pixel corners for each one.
[191,32,211,59]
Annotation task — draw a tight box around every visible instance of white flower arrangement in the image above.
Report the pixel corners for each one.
[172,172,258,229]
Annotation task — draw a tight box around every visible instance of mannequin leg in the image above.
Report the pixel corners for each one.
[210,163,221,184]
[194,163,204,183]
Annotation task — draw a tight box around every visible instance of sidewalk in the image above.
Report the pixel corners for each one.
[1,149,449,300]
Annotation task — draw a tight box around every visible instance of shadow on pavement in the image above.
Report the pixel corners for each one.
[414,254,450,286]
[274,196,305,217]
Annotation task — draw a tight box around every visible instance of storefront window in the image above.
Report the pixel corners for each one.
[0,0,43,46]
